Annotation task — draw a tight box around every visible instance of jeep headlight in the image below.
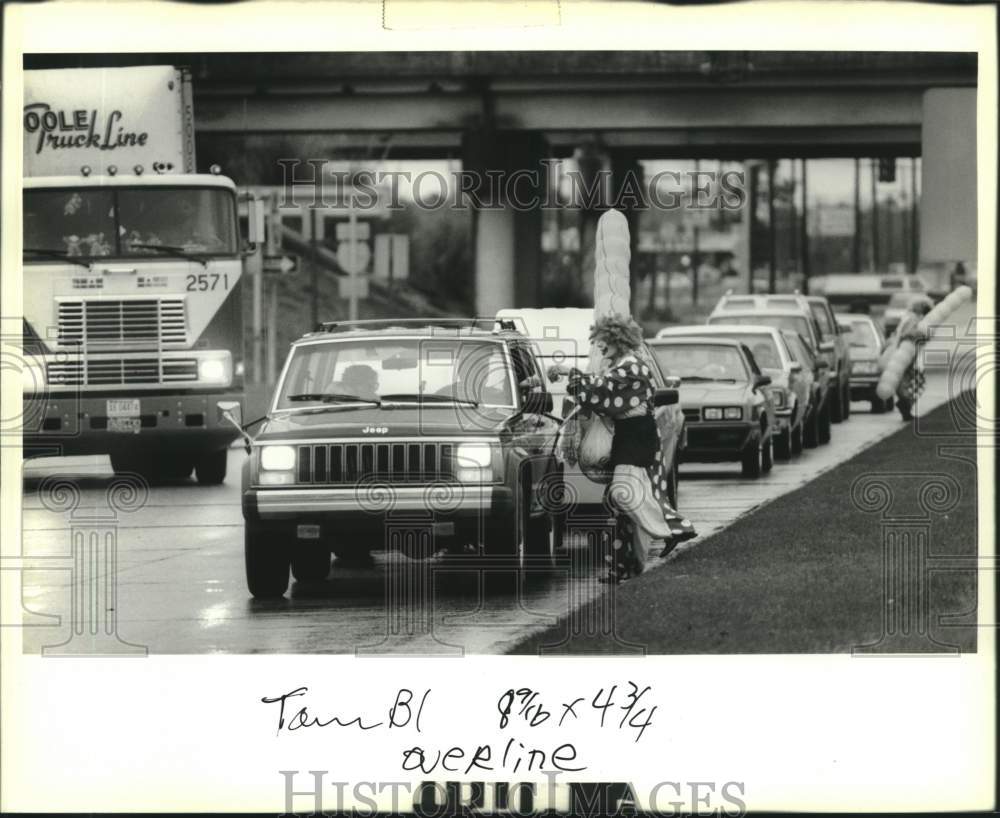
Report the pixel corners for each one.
[198,353,232,385]
[259,444,296,485]
[770,388,787,409]
[723,407,743,420]
[455,442,497,483]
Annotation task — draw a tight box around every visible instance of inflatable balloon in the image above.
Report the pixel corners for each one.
[577,209,633,481]
[875,285,972,400]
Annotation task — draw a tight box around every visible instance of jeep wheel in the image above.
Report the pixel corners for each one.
[245,522,291,598]
[291,547,331,583]
[195,449,228,485]
[773,428,792,461]
[740,435,762,478]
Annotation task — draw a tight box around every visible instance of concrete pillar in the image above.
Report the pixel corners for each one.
[920,88,976,266]
[464,130,548,316]
[474,207,516,316]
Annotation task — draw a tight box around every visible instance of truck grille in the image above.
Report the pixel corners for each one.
[57,298,187,349]
[296,442,457,485]
[47,358,198,387]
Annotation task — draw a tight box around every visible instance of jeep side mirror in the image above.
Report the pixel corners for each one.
[663,375,682,389]
[817,359,830,370]
[218,401,252,453]
[653,387,679,406]
[820,340,835,353]
[790,362,803,372]
[753,374,772,389]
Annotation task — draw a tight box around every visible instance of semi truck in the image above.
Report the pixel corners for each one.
[21,65,262,484]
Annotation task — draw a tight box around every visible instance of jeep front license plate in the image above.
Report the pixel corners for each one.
[107,399,141,434]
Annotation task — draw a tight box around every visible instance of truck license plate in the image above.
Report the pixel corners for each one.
[107,399,140,434]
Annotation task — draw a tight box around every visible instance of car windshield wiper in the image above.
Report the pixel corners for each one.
[381,392,480,407]
[680,376,738,383]
[286,392,380,405]
[127,243,210,267]
[23,247,93,269]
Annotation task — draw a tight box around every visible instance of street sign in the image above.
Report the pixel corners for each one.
[263,254,298,275]
[338,274,370,299]
[336,221,371,241]
[337,240,371,275]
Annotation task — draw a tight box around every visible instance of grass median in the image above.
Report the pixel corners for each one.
[509,394,979,655]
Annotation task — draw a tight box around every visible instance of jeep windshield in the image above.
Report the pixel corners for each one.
[274,337,516,411]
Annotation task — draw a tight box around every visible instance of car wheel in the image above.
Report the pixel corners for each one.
[871,397,886,414]
[245,522,290,599]
[886,396,895,411]
[842,383,852,419]
[740,435,762,478]
[803,408,819,448]
[666,456,679,509]
[830,383,844,423]
[773,427,792,461]
[791,421,804,455]
[195,449,228,485]
[761,432,774,472]
[291,546,331,583]
[818,398,832,445]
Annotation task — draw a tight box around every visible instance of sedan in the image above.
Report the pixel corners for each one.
[657,323,810,460]
[647,337,775,478]
[836,313,893,413]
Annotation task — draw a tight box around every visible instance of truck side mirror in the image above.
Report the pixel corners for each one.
[246,196,265,247]
[653,387,679,406]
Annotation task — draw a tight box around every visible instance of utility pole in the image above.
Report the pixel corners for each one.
[909,158,919,272]
[800,159,810,294]
[250,194,265,385]
[310,208,319,329]
[767,159,777,293]
[853,158,862,271]
[348,203,359,321]
[265,204,280,386]
[870,158,880,272]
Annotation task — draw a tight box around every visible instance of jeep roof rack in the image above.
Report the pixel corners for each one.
[308,317,521,335]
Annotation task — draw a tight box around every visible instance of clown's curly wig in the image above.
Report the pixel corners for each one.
[589,313,644,352]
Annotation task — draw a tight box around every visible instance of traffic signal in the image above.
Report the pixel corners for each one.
[878,157,897,183]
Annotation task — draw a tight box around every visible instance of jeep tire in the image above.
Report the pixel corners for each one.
[245,522,291,598]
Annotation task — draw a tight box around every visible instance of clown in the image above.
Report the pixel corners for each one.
[549,209,696,582]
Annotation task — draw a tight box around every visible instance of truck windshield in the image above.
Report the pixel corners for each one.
[23,186,237,259]
[276,338,516,410]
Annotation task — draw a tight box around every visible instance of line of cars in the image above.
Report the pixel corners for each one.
[228,290,885,598]
[648,290,859,477]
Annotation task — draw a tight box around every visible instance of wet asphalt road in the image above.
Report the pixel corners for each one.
[15,306,976,655]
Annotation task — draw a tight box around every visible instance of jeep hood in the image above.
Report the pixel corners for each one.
[255,404,516,441]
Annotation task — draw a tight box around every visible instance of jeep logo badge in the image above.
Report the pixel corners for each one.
[362,426,389,434]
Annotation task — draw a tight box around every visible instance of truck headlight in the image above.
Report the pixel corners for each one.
[455,442,497,483]
[22,361,45,393]
[197,353,232,385]
[723,407,743,420]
